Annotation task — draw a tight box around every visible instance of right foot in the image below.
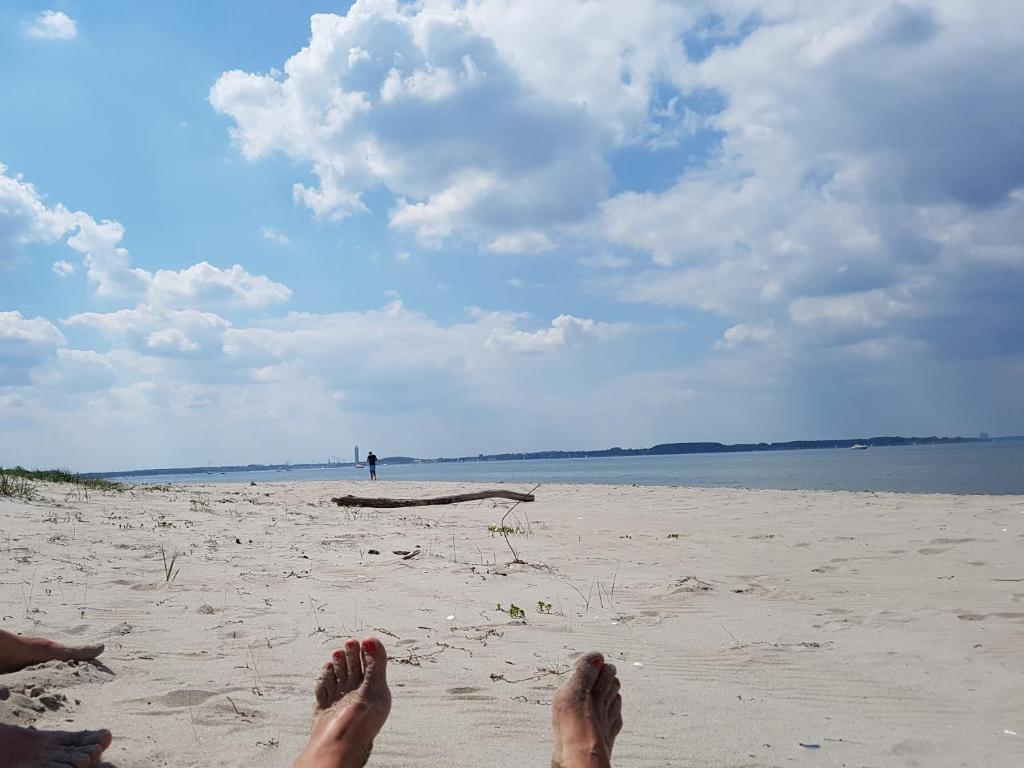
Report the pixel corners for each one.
[293,637,392,768]
[0,723,112,768]
[551,652,623,768]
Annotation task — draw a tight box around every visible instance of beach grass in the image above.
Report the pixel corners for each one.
[0,466,122,498]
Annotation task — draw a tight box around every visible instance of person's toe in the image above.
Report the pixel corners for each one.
[315,661,336,709]
[610,694,623,739]
[53,729,112,749]
[567,651,604,695]
[359,637,388,689]
[343,638,363,688]
[331,648,349,692]
[47,745,101,767]
[68,643,103,661]
[594,663,617,707]
[604,677,620,719]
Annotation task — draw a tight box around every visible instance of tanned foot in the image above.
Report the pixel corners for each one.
[0,630,104,675]
[293,637,391,768]
[551,652,623,768]
[0,723,112,768]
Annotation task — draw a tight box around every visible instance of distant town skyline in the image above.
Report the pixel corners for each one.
[2,1,1023,472]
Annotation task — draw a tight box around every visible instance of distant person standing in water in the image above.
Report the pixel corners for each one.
[367,451,377,480]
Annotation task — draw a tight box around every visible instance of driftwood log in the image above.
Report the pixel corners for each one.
[331,490,535,508]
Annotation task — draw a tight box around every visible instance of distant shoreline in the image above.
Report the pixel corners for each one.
[85,434,1022,480]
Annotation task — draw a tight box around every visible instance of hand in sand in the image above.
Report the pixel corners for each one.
[294,637,391,768]
[551,652,623,768]
[0,630,104,675]
[0,723,112,768]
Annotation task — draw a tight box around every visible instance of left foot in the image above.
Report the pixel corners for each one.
[293,637,392,768]
[0,630,104,675]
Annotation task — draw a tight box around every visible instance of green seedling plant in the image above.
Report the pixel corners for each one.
[536,600,553,614]
[496,602,526,620]
[487,524,527,535]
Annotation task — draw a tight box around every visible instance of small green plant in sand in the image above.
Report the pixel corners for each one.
[160,546,181,582]
[0,467,120,492]
[487,523,527,536]
[0,472,36,500]
[190,497,210,513]
[155,514,175,529]
[496,602,526,620]
[536,600,553,614]
[667,533,680,539]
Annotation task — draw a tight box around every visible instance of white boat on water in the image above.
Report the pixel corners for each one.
[851,443,869,450]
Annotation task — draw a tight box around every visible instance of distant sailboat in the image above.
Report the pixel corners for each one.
[851,443,869,450]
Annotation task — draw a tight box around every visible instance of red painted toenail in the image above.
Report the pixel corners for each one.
[346,639,358,648]
[333,650,344,659]
[590,658,604,669]
[362,639,378,653]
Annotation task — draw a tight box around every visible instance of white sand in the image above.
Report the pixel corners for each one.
[1,480,1022,767]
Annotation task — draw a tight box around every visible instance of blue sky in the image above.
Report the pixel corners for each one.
[2,0,1022,471]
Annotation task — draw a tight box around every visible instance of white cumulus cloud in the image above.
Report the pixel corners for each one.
[0,311,66,385]
[209,2,616,246]
[486,314,626,353]
[487,231,556,254]
[0,164,291,310]
[52,260,75,277]
[260,226,290,245]
[63,306,232,358]
[22,10,77,41]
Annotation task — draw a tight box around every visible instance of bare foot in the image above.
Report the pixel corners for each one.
[0,723,112,768]
[293,637,391,768]
[0,630,103,674]
[551,652,623,768]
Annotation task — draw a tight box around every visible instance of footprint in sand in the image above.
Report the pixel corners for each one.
[124,687,245,714]
[957,612,1024,622]
[446,686,495,701]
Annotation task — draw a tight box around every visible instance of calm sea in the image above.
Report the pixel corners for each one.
[116,441,1024,495]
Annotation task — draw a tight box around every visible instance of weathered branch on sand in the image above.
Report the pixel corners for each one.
[331,490,536,508]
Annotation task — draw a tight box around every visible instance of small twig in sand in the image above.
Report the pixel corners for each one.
[308,595,325,635]
[555,592,572,633]
[499,483,540,564]
[226,695,254,719]
[559,579,593,612]
[720,623,741,648]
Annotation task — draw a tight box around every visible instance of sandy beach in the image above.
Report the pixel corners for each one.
[1,480,1022,767]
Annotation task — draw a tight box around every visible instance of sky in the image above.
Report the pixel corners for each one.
[1,0,1022,472]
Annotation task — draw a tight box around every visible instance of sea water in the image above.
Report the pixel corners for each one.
[115,441,1024,495]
